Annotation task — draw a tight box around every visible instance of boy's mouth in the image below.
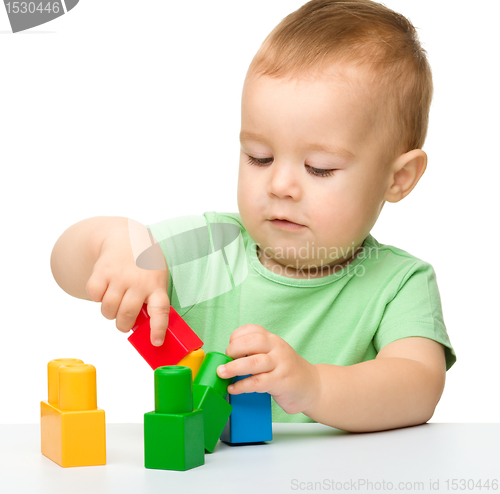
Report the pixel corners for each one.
[269,218,306,230]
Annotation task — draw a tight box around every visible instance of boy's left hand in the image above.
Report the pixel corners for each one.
[216,324,321,415]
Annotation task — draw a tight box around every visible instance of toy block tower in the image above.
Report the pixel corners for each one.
[221,374,273,444]
[144,366,204,471]
[192,352,234,453]
[128,304,203,370]
[41,358,106,467]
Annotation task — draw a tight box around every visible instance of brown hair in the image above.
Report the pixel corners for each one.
[246,0,433,162]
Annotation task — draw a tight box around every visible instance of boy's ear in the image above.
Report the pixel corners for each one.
[384,149,427,203]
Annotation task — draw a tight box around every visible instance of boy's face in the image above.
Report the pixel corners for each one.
[237,67,395,278]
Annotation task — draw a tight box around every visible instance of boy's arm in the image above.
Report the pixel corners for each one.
[50,216,129,300]
[50,216,171,345]
[218,325,446,433]
[303,337,446,432]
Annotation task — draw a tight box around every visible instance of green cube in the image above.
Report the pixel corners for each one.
[144,409,204,471]
[193,384,232,453]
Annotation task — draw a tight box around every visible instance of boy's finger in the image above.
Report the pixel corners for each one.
[115,294,145,333]
[146,292,170,346]
[228,373,271,395]
[100,287,124,321]
[217,353,273,380]
[85,274,107,303]
[229,324,268,343]
[226,331,273,360]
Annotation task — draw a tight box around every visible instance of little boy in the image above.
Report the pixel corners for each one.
[51,0,455,433]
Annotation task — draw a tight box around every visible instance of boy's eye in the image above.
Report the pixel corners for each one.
[246,155,336,178]
[305,165,336,177]
[246,156,273,166]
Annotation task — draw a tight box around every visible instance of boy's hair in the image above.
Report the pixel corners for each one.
[246,0,433,163]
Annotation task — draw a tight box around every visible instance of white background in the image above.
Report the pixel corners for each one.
[0,0,498,425]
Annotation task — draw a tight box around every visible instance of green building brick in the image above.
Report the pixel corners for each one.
[144,366,204,471]
[193,352,234,453]
[193,384,233,453]
[144,411,204,470]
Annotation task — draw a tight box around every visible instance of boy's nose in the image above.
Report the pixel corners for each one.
[267,162,302,200]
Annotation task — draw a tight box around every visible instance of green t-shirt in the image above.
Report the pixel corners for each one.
[148,211,456,423]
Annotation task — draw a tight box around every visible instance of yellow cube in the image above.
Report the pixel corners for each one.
[40,359,106,467]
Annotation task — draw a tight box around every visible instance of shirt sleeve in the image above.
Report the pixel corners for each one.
[373,260,456,371]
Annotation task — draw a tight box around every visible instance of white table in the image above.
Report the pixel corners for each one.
[1,423,498,494]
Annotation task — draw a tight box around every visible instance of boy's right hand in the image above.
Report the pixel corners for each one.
[85,225,170,346]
